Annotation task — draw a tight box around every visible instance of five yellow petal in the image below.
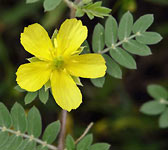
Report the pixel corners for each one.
[16,19,106,111]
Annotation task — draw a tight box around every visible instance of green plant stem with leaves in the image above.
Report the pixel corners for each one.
[0,126,58,150]
[0,102,95,150]
[3,0,164,150]
[58,1,81,150]
[100,33,139,54]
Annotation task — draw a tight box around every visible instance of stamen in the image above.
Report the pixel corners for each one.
[53,56,64,69]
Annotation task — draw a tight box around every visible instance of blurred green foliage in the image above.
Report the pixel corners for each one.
[0,0,168,150]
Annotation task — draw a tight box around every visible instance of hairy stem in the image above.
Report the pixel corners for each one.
[63,0,75,9]
[58,110,67,150]
[0,126,58,150]
[63,0,81,18]
[70,0,79,18]
[57,1,82,149]
[75,122,94,144]
[100,32,140,54]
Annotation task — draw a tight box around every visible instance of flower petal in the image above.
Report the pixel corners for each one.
[50,70,82,111]
[65,54,107,78]
[21,23,53,61]
[16,62,52,92]
[56,19,88,56]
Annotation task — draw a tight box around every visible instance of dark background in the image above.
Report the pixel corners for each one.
[0,0,168,149]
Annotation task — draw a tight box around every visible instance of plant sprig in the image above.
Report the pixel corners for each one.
[140,84,168,128]
[91,12,162,87]
[0,102,110,150]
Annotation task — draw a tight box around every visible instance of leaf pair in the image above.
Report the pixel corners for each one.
[76,1,111,20]
[26,0,62,12]
[0,102,60,150]
[15,85,49,104]
[0,102,111,150]
[140,84,168,128]
[66,134,110,150]
[91,12,162,88]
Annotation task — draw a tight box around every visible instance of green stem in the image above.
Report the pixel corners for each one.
[100,32,140,54]
[160,99,168,105]
[0,126,57,150]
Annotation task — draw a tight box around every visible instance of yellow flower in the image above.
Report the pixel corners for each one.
[16,19,106,111]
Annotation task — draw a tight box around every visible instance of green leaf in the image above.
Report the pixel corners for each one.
[72,76,83,86]
[103,54,122,79]
[26,0,39,4]
[83,2,111,19]
[0,103,12,128]
[27,106,42,138]
[122,40,152,56]
[118,11,133,41]
[24,92,38,105]
[159,108,168,128]
[5,136,22,150]
[82,0,92,4]
[66,135,75,150]
[109,47,137,69]
[92,23,105,53]
[90,143,110,150]
[136,32,162,45]
[147,84,168,99]
[51,29,58,43]
[76,8,85,17]
[81,40,90,54]
[27,57,40,63]
[14,85,25,92]
[11,103,27,133]
[21,140,36,150]
[39,87,49,104]
[91,77,105,88]
[77,134,93,150]
[86,12,94,20]
[43,0,62,12]
[45,81,51,91]
[37,145,48,150]
[0,135,15,150]
[140,101,166,115]
[105,16,118,47]
[42,121,60,144]
[133,14,154,33]
[0,132,9,147]
[15,139,29,150]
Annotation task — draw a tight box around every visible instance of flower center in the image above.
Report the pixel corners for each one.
[53,56,64,69]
